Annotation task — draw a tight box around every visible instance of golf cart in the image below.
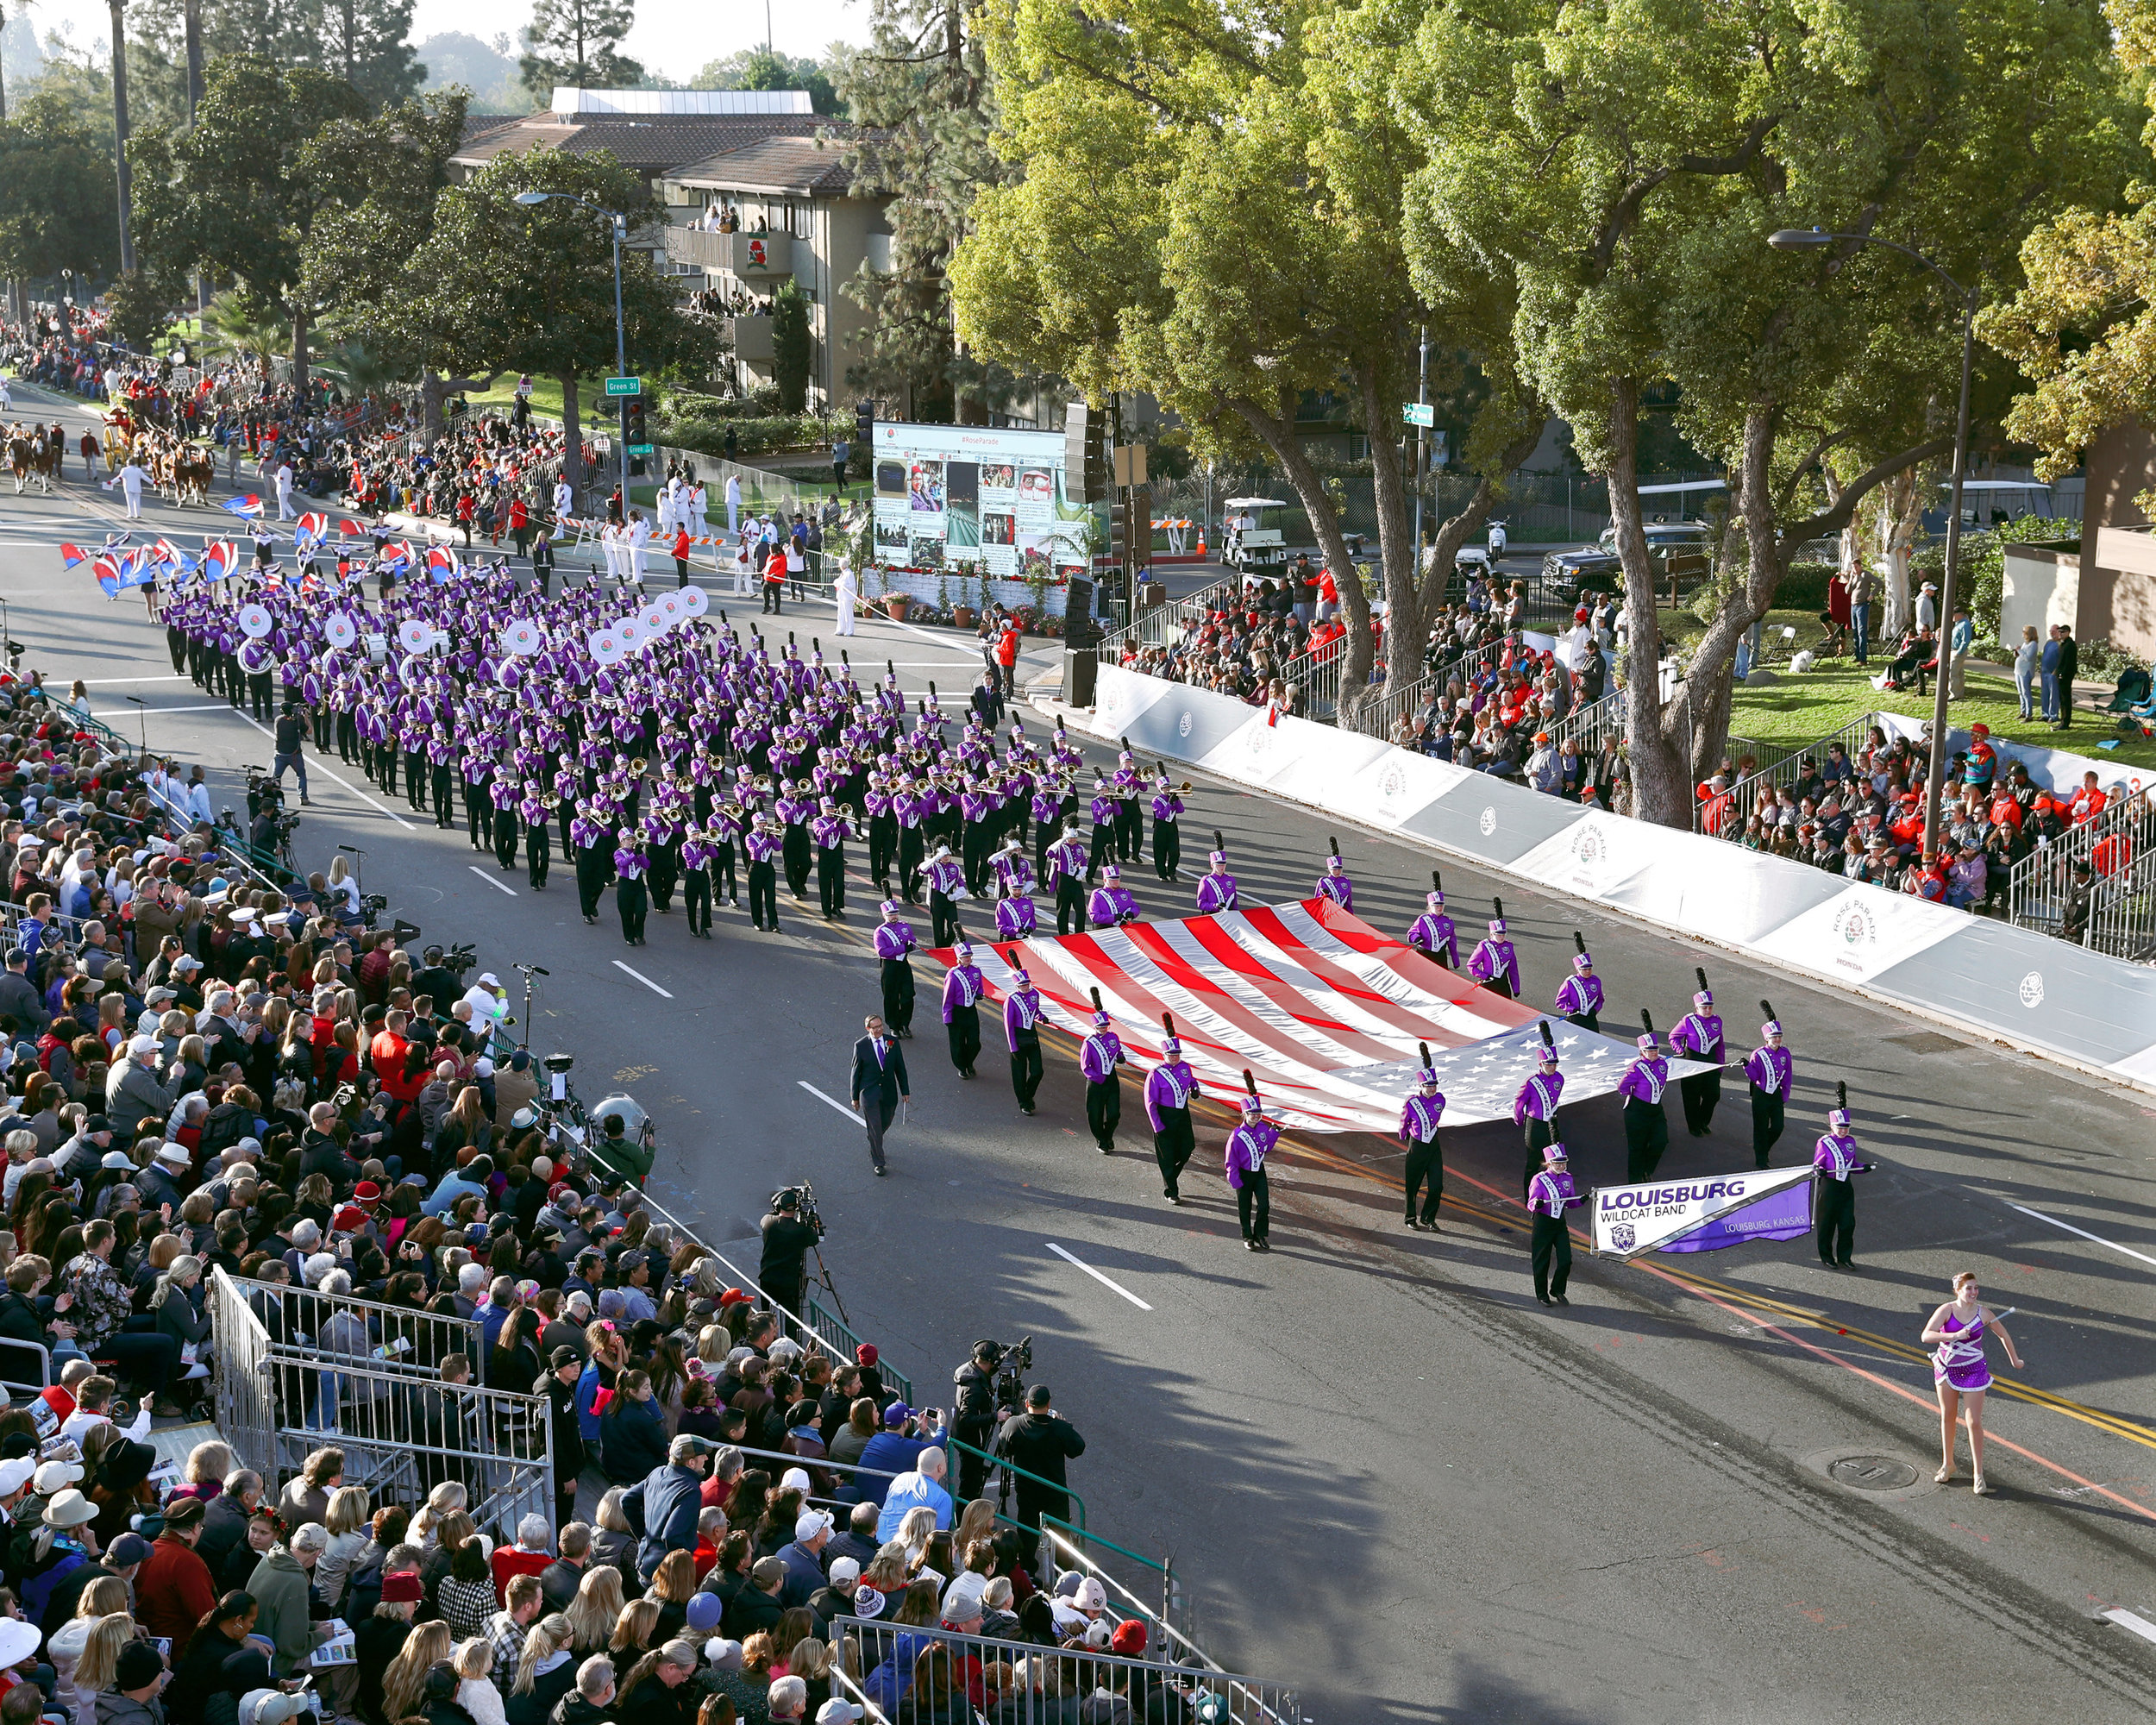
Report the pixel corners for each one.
[1223,498,1292,573]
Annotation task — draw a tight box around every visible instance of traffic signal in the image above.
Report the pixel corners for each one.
[1066,401,1109,503]
[624,398,649,449]
[855,400,875,447]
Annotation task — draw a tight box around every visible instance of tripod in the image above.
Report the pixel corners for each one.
[513,962,549,1046]
[806,1234,849,1327]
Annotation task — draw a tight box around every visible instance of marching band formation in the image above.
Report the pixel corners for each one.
[150,552,1874,1276]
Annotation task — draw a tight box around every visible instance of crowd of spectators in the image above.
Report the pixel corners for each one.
[1694,720,2144,919]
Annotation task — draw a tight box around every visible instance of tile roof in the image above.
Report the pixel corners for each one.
[667,132,880,198]
[451,114,830,179]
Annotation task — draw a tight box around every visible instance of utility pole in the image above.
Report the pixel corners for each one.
[110,0,135,274]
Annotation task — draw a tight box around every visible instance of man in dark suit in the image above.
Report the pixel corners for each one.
[2054,624,2079,729]
[849,1014,910,1176]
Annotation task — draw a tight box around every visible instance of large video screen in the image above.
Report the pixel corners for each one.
[871,421,1088,580]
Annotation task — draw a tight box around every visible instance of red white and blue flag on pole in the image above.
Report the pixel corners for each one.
[59,544,91,570]
[201,540,241,581]
[337,518,367,538]
[94,552,154,598]
[222,495,264,519]
[295,512,329,543]
[380,540,417,572]
[426,545,461,582]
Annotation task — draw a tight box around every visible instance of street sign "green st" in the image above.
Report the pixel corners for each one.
[605,376,642,397]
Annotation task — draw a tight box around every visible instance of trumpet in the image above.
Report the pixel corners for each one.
[750,773,774,792]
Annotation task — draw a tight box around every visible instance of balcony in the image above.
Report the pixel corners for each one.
[665,226,728,271]
[726,317,774,363]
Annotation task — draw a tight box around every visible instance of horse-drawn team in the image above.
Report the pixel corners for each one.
[5,412,213,505]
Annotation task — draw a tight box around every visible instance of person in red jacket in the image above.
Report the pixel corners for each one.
[134,1495,217,1647]
[673,528,693,588]
[995,624,1020,696]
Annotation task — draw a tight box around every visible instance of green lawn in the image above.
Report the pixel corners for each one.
[466,375,568,420]
[1666,603,2156,774]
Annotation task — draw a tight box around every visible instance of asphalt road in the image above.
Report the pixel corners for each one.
[7,378,2156,1721]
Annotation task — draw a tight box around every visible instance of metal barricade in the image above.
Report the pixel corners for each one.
[830,1615,1301,1725]
[208,1267,554,1541]
[1344,668,1439,741]
[1094,573,1242,664]
[1692,711,1871,835]
[2009,788,2156,938]
[227,1274,485,1374]
[2083,837,2156,960]
[1545,686,1627,759]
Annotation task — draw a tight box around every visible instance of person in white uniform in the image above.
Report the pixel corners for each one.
[111,459,148,519]
[835,563,859,636]
[626,511,650,586]
[275,460,295,520]
[725,473,742,535]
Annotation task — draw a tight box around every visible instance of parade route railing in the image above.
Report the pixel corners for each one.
[831,1616,1301,1725]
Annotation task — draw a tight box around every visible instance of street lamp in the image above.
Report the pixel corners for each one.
[1769,226,1976,866]
[513,189,632,519]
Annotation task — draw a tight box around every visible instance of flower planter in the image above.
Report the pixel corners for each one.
[884,594,912,621]
[952,605,978,629]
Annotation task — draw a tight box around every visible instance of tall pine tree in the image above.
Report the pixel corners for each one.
[834,0,1010,422]
[519,0,641,102]
[320,0,420,108]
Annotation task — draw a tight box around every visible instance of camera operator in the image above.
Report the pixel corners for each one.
[995,1383,1086,1530]
[272,699,311,806]
[411,945,466,1019]
[758,1188,822,1318]
[951,1340,1003,1501]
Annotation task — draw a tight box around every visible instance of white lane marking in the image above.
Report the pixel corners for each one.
[2103,1608,2156,1646]
[2007,1202,2156,1270]
[798,1081,858,1121]
[81,674,200,683]
[612,959,673,998]
[1046,1241,1153,1311]
[106,701,260,713]
[469,866,517,896]
[226,710,417,831]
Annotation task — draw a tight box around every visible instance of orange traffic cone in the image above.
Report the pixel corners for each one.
[1195,528,1206,556]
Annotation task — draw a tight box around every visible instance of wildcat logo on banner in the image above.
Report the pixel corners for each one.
[1590,1166,1815,1259]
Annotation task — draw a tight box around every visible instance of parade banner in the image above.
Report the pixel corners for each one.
[1590,1166,1815,1259]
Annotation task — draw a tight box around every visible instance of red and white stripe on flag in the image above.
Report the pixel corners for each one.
[931,897,1552,1133]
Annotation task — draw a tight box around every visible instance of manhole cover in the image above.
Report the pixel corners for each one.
[1829,1455,1921,1491]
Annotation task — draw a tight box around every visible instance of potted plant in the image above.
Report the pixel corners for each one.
[884,575,912,622]
[951,570,977,630]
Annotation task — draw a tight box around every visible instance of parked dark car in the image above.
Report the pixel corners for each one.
[1541,521,1712,595]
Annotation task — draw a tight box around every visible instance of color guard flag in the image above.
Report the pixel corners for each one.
[382,539,417,571]
[337,518,367,538]
[426,544,461,582]
[295,511,329,542]
[59,544,90,570]
[94,552,153,598]
[222,494,264,518]
[201,540,240,581]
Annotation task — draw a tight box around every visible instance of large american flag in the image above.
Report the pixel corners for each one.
[932,898,1709,1132]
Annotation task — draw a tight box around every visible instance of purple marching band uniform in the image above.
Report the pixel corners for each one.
[940,942,987,1079]
[1468,916,1520,998]
[1001,963,1045,1114]
[1554,953,1602,1031]
[1745,1012,1795,1170]
[611,836,649,945]
[1047,823,1090,936]
[1150,778,1185,881]
[1407,892,1457,968]
[1079,1008,1125,1152]
[1195,850,1238,916]
[1526,1144,1589,1305]
[874,902,917,1034]
[1616,1032,1670,1182]
[1670,989,1726,1136]
[1316,850,1353,910]
[1400,1063,1446,1229]
[811,800,851,919]
[1513,1046,1564,1204]
[1088,866,1141,931]
[1811,1109,1873,1269]
[743,819,784,932]
[1225,1090,1280,1250]
[921,846,966,947]
[1144,1038,1200,1203]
